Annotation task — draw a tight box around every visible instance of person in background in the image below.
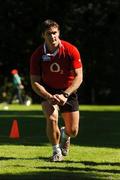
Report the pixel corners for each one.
[30,19,83,162]
[8,69,24,104]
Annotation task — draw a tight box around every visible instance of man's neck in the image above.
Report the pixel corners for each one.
[44,42,60,56]
[44,39,61,54]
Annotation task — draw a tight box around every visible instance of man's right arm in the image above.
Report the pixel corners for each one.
[30,75,52,100]
[30,75,60,104]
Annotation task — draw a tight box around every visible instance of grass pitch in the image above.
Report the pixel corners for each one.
[0,104,120,179]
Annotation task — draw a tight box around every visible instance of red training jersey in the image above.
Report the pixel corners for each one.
[30,40,82,89]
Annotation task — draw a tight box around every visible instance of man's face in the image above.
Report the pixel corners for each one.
[42,26,60,47]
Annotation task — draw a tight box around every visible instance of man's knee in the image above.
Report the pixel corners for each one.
[71,128,79,137]
[66,127,79,137]
[48,115,58,126]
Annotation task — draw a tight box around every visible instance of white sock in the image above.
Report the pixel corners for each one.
[62,128,70,139]
[53,144,61,154]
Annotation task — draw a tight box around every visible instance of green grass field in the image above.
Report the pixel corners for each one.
[0,104,120,179]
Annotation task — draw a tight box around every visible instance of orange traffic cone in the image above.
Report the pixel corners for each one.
[9,119,20,138]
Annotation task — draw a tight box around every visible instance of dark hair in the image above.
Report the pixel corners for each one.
[40,19,60,34]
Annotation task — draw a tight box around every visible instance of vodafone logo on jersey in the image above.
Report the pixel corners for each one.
[50,63,60,72]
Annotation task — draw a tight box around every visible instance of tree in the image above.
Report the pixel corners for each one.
[0,0,120,104]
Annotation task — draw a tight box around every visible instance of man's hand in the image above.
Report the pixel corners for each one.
[47,95,61,105]
[54,94,68,106]
[19,84,24,89]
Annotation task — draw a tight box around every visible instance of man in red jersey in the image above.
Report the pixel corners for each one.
[30,19,83,162]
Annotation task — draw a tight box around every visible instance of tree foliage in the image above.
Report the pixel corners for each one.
[0,0,120,104]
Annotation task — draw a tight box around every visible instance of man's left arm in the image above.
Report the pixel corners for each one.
[55,67,83,105]
[64,67,83,95]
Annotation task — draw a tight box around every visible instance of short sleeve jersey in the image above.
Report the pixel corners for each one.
[30,40,82,89]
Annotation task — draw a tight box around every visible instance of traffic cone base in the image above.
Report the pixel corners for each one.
[9,119,20,139]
